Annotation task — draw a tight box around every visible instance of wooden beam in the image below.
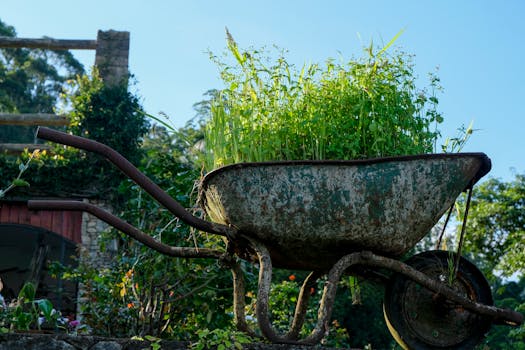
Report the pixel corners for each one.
[0,37,97,50]
[0,144,51,154]
[0,113,70,126]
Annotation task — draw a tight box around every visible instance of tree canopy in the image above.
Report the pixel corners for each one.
[0,18,84,143]
[463,174,525,280]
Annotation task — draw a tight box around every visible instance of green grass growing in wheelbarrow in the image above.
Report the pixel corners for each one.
[204,29,444,170]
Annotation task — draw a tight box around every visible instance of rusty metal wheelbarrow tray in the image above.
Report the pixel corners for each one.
[199,154,490,270]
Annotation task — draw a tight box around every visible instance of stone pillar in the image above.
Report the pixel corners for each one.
[77,198,118,319]
[95,30,130,87]
[80,198,118,268]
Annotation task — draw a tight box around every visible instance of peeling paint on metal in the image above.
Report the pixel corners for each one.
[199,154,490,270]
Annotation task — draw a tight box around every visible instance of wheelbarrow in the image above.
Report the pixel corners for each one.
[27,127,523,349]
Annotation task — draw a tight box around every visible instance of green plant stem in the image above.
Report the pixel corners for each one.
[0,151,36,198]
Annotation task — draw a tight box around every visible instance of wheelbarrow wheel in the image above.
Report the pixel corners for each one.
[383,250,493,350]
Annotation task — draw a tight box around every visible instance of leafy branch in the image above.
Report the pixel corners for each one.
[0,149,41,199]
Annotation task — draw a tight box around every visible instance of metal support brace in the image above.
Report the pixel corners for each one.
[235,239,523,345]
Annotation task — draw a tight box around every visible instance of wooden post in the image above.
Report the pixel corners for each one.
[0,31,131,87]
[0,37,97,50]
[0,30,130,154]
[0,113,69,126]
[95,30,130,87]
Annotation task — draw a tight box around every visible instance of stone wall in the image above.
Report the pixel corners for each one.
[0,333,354,350]
[77,198,118,318]
[80,198,117,268]
[0,333,186,350]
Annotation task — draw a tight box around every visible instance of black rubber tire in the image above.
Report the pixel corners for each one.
[383,250,493,349]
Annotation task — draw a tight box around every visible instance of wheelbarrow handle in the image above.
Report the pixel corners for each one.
[27,199,224,259]
[35,127,235,238]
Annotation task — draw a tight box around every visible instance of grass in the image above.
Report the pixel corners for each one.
[203,30,443,171]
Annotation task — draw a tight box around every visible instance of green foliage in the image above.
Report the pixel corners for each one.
[334,280,396,349]
[0,21,148,201]
[0,18,84,143]
[461,174,525,280]
[260,279,319,335]
[453,174,525,348]
[441,121,475,153]
[0,18,84,111]
[262,277,353,347]
[0,147,98,198]
[191,328,253,350]
[0,282,66,332]
[67,71,149,165]
[0,150,36,198]
[0,72,149,202]
[204,31,443,170]
[241,273,394,348]
[54,127,234,339]
[0,19,147,201]
[477,277,525,349]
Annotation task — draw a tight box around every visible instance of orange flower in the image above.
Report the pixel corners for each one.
[127,302,134,309]
[288,274,296,281]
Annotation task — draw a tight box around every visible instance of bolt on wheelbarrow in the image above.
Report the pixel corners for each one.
[27,127,523,349]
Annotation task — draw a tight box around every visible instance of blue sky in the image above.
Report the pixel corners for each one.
[3,0,524,181]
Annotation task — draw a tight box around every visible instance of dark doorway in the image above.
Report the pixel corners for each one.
[0,224,78,316]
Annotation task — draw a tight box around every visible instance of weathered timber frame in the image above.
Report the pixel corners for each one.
[0,30,129,152]
[0,113,69,126]
[0,37,97,50]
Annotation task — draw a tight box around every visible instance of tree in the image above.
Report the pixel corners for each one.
[67,72,149,166]
[457,174,525,348]
[0,18,84,142]
[481,277,525,349]
[462,174,525,280]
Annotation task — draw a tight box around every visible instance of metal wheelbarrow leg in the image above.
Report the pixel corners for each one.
[230,238,523,346]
